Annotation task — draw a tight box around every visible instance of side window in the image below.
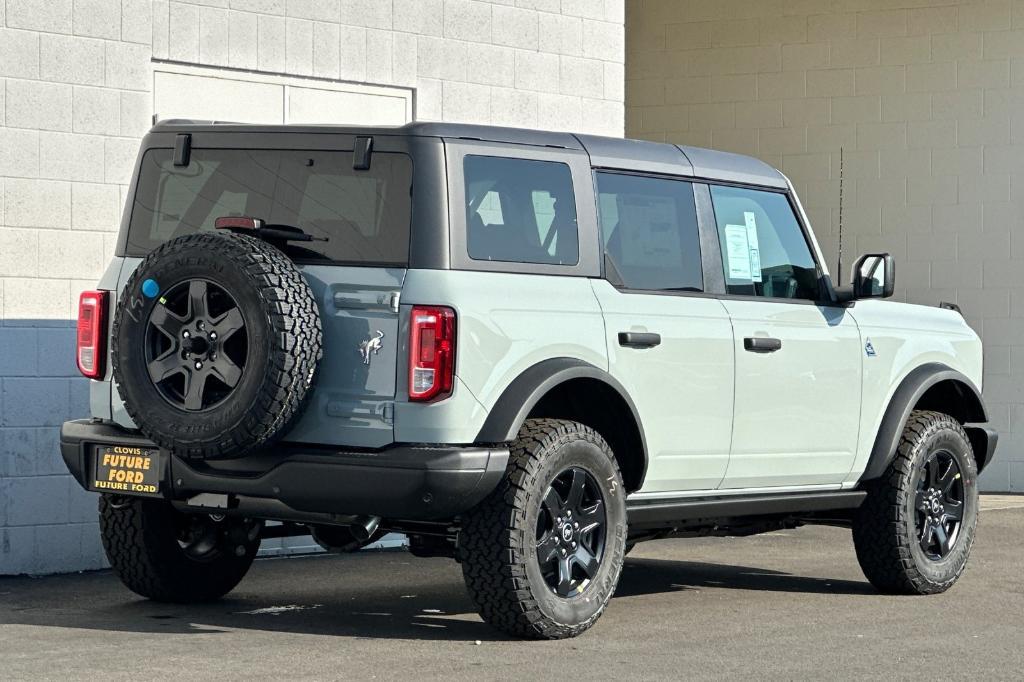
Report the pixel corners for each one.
[464,155,579,265]
[710,185,820,300]
[595,172,703,292]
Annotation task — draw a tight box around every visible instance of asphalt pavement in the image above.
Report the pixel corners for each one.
[3,496,1024,680]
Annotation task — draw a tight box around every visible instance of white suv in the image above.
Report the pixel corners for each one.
[60,122,997,639]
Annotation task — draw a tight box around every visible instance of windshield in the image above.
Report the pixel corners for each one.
[126,148,413,265]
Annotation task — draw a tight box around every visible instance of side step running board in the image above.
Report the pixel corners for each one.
[626,490,867,526]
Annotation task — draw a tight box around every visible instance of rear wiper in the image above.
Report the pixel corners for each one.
[215,216,327,242]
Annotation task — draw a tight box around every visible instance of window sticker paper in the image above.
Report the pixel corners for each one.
[744,211,762,283]
[724,224,752,281]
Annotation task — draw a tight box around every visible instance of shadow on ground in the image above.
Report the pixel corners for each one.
[0,551,874,642]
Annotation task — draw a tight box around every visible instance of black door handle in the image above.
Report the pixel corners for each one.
[618,332,661,349]
[744,337,782,353]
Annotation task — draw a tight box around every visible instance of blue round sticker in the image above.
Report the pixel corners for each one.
[141,278,160,298]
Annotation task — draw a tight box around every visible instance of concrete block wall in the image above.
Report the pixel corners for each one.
[0,0,626,575]
[626,0,1024,492]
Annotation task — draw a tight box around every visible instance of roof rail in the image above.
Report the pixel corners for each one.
[154,118,246,126]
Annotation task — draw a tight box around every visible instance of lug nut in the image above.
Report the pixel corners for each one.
[182,330,190,338]
[574,522,579,529]
[195,361,203,370]
[235,545,246,557]
[571,541,577,548]
[210,332,217,340]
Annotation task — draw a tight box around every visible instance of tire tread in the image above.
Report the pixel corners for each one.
[460,418,624,639]
[852,410,977,595]
[112,233,322,460]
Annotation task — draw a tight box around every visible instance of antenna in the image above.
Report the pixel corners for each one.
[836,146,844,278]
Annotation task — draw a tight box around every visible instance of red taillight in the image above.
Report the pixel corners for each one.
[408,306,456,402]
[76,290,108,379]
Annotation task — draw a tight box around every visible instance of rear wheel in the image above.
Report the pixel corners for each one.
[460,419,627,639]
[852,410,978,594]
[99,495,261,602]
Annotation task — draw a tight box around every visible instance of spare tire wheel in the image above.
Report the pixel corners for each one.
[112,232,323,460]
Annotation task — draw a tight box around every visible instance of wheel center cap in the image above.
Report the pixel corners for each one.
[561,524,574,543]
[183,334,211,356]
[930,499,943,514]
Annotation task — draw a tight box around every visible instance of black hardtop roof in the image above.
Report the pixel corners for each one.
[151,120,787,189]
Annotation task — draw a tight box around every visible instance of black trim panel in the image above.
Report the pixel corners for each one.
[473,357,648,470]
[61,419,509,521]
[627,490,866,527]
[965,426,998,472]
[860,363,989,481]
[693,182,725,295]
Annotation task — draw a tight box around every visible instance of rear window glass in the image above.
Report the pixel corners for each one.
[464,155,579,265]
[596,172,703,292]
[127,149,413,265]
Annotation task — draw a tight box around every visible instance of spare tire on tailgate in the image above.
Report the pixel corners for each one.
[112,232,323,460]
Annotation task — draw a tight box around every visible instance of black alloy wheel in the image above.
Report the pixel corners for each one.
[145,279,248,412]
[914,449,965,560]
[535,467,607,597]
[174,510,261,562]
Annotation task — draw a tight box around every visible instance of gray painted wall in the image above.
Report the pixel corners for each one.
[0,0,626,575]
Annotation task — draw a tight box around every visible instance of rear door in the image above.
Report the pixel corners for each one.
[707,184,862,488]
[592,173,734,492]
[114,134,414,448]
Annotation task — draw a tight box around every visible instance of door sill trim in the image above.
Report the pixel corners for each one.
[626,490,866,526]
[628,483,842,501]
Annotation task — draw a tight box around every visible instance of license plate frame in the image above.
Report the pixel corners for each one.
[90,445,164,497]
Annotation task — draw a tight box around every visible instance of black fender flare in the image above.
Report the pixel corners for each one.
[474,357,648,477]
[860,362,989,482]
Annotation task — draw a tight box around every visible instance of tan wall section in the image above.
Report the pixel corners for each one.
[626,0,1024,491]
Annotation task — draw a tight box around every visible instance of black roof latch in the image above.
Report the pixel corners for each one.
[353,136,373,170]
[173,133,192,167]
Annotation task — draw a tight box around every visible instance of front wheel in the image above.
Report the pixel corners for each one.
[852,410,979,594]
[99,495,261,602]
[460,419,627,639]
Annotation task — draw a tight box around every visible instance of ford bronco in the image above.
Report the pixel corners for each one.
[61,121,997,639]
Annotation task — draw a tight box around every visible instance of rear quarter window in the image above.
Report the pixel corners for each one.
[126,148,413,265]
[463,155,579,266]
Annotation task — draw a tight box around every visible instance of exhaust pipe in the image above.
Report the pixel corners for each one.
[351,515,381,542]
[310,515,382,552]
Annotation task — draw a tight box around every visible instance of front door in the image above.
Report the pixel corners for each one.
[707,184,862,489]
[592,173,734,492]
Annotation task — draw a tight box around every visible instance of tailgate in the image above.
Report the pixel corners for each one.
[283,264,406,448]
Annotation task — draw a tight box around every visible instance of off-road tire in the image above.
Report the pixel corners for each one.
[99,495,260,602]
[460,419,627,639]
[852,410,978,595]
[112,232,322,460]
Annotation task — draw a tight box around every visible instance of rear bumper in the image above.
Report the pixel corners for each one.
[60,419,509,522]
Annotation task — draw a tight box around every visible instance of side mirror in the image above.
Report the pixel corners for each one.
[852,253,895,299]
[835,253,895,302]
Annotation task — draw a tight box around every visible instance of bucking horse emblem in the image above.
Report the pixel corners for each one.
[358,330,385,365]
